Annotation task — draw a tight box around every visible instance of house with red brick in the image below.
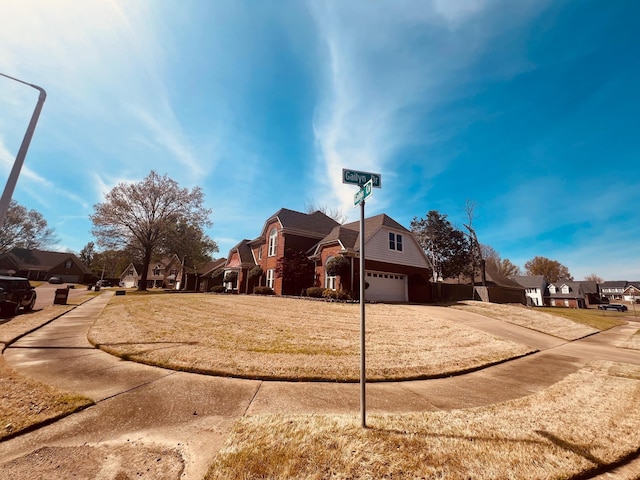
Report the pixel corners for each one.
[222,208,433,302]
[223,208,339,295]
[309,214,433,302]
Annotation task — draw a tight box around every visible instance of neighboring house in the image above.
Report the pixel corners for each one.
[192,258,226,292]
[309,213,433,303]
[600,281,627,301]
[0,248,93,283]
[223,239,258,293]
[224,208,340,296]
[119,255,183,289]
[510,275,547,306]
[623,282,640,303]
[545,281,599,308]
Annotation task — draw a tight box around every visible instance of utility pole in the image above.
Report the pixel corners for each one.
[0,73,47,228]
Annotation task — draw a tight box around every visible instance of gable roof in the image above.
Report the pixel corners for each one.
[546,281,597,298]
[336,214,410,250]
[258,208,340,240]
[600,280,628,288]
[2,248,92,274]
[198,258,227,276]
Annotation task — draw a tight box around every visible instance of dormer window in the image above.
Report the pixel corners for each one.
[549,285,556,294]
[389,232,403,251]
[561,285,570,294]
[65,260,72,269]
[268,228,278,257]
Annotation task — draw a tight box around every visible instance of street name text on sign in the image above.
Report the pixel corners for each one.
[354,179,373,206]
[342,169,382,188]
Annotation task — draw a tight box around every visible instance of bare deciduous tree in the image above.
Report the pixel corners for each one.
[584,273,603,284]
[0,200,56,254]
[304,201,347,224]
[90,171,213,291]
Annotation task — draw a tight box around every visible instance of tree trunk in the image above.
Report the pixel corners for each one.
[138,248,152,291]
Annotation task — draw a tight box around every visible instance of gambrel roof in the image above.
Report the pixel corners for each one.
[256,208,339,240]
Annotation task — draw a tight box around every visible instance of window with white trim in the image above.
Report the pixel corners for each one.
[389,232,403,251]
[561,285,570,294]
[268,228,278,257]
[266,269,275,288]
[257,247,262,260]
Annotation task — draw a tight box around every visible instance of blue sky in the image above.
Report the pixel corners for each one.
[1,0,638,281]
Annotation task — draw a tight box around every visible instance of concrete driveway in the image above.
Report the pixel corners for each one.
[1,293,640,479]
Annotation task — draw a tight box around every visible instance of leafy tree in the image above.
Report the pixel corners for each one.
[79,241,96,269]
[90,248,138,280]
[411,210,470,281]
[0,200,56,254]
[584,273,603,284]
[325,256,350,277]
[159,218,218,268]
[276,248,315,295]
[90,171,212,291]
[524,256,573,283]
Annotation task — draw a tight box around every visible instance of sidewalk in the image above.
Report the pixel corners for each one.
[1,294,640,479]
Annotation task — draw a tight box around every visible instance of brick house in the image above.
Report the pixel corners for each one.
[544,281,599,308]
[309,214,433,302]
[0,248,93,283]
[223,208,340,295]
[192,258,226,292]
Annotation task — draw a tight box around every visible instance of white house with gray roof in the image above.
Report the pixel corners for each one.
[510,275,547,306]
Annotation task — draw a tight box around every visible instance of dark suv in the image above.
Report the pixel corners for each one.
[0,276,37,316]
[598,303,628,312]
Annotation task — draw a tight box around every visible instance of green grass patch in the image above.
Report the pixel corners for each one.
[538,307,626,331]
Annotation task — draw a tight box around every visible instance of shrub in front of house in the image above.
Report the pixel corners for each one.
[210,285,225,293]
[253,286,274,295]
[322,289,351,301]
[306,287,325,298]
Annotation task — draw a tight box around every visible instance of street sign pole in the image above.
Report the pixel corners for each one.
[359,197,366,428]
[345,171,380,429]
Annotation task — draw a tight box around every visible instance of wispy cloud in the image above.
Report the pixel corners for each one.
[308,0,548,218]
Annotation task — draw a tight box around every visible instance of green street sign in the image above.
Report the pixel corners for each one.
[343,169,382,188]
[354,179,373,206]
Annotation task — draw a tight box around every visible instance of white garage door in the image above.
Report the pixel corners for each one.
[365,271,407,302]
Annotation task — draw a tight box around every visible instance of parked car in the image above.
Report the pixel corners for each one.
[598,304,628,312]
[48,276,64,284]
[0,276,37,316]
[96,280,111,287]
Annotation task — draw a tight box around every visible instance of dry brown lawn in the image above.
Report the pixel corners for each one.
[0,296,95,440]
[206,361,640,480]
[88,294,535,381]
[0,356,92,440]
[451,301,601,339]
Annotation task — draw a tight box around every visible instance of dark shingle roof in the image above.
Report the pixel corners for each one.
[5,248,92,274]
[198,258,227,275]
[227,239,255,266]
[272,208,340,236]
